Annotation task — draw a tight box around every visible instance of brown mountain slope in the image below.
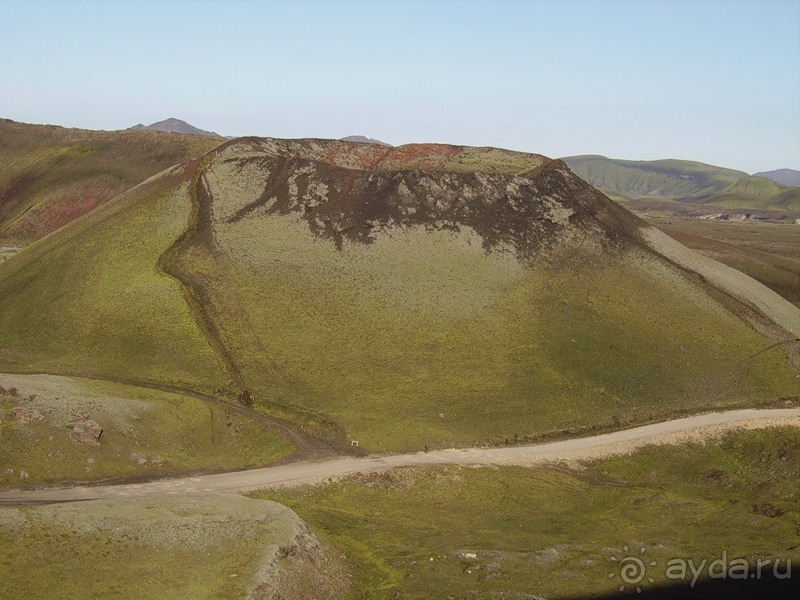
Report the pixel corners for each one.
[0,118,224,243]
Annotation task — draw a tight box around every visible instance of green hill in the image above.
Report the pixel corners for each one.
[0,374,291,485]
[0,139,797,453]
[563,155,800,212]
[699,175,800,211]
[719,175,783,196]
[0,493,345,598]
[0,118,223,243]
[562,154,746,200]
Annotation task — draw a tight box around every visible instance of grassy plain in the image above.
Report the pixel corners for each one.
[650,217,800,306]
[256,426,800,598]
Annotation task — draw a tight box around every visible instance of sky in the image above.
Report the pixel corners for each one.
[2,0,799,173]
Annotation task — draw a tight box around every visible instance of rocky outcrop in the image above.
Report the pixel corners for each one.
[247,512,345,599]
[0,493,348,599]
[70,415,103,446]
[201,138,645,259]
[11,407,44,424]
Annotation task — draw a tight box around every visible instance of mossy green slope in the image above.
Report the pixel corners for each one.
[0,164,228,391]
[172,140,799,452]
[190,217,799,451]
[0,138,797,454]
[0,494,345,599]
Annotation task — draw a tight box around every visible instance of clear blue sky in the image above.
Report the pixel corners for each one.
[3,0,799,172]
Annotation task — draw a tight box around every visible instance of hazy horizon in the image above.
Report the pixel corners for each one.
[3,0,799,173]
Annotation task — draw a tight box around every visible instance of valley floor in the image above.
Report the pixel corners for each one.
[2,414,798,599]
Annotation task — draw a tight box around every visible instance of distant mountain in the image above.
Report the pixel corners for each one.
[339,135,391,146]
[130,118,220,137]
[561,155,745,200]
[753,168,800,187]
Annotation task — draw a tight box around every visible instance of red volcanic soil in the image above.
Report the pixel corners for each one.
[4,177,127,240]
[0,118,224,242]
[321,142,389,171]
[378,143,462,171]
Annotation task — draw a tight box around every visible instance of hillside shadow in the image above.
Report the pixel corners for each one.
[575,571,798,599]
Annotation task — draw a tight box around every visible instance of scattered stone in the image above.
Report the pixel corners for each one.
[87,457,94,464]
[71,415,103,446]
[752,503,785,518]
[4,467,13,476]
[534,547,561,567]
[19,470,29,480]
[463,552,477,559]
[130,452,148,465]
[11,407,44,424]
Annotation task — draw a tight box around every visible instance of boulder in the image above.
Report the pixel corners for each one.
[71,415,103,446]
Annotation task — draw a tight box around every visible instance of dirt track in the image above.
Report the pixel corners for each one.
[1,371,345,462]
[1,408,798,504]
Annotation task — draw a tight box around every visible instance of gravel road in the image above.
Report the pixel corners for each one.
[1,408,798,504]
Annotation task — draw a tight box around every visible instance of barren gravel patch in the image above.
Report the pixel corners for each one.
[1,373,151,436]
